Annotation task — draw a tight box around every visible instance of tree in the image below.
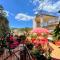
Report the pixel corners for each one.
[0,5,9,37]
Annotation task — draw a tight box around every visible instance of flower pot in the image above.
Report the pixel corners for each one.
[55,40,60,46]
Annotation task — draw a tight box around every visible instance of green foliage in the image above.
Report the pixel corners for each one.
[32,49,41,58]
[0,5,9,37]
[30,33,37,38]
[53,22,60,40]
[26,42,34,50]
[31,49,47,60]
[21,28,32,32]
[20,35,26,41]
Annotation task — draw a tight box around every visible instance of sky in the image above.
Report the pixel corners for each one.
[0,0,60,28]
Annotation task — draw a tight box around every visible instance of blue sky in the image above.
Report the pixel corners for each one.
[0,0,60,28]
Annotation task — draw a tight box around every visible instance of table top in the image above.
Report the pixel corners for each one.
[49,42,60,59]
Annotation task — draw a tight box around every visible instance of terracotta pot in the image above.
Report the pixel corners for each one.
[55,40,60,46]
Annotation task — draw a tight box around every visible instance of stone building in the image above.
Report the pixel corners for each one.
[33,14,60,31]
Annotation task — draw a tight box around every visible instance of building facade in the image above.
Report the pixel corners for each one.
[33,14,60,30]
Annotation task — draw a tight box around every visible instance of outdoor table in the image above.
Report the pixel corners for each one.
[49,42,60,60]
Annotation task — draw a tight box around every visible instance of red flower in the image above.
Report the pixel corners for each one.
[31,38,36,43]
[10,41,19,49]
[32,38,48,48]
[39,38,48,45]
[10,35,14,41]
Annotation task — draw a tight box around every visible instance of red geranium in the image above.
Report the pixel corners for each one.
[31,38,36,43]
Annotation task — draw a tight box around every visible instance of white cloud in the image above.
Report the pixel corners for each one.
[15,13,34,21]
[38,2,56,12]
[33,0,60,13]
[34,11,38,14]
[33,0,40,5]
[54,1,60,11]
[42,1,60,12]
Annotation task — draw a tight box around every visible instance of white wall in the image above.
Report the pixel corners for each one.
[33,16,36,29]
